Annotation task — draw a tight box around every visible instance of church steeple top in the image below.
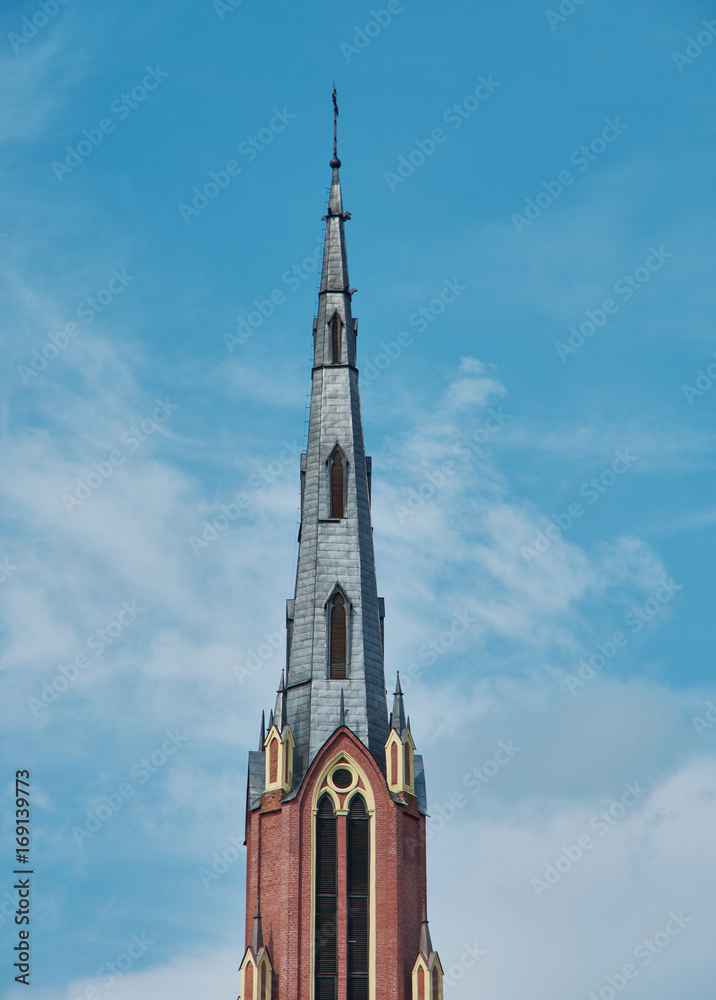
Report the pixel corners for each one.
[269,94,388,784]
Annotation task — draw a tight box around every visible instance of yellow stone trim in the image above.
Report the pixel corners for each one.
[263,724,295,793]
[385,729,415,795]
[410,952,443,1000]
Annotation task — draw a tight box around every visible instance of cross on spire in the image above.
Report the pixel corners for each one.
[331,85,341,168]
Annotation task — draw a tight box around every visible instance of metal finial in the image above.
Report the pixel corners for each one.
[331,85,341,168]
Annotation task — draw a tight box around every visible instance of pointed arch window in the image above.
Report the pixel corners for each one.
[329,592,347,679]
[347,796,369,1000]
[404,742,411,787]
[315,796,338,1000]
[330,449,345,518]
[268,739,278,785]
[245,963,254,1000]
[432,965,441,1000]
[331,314,342,364]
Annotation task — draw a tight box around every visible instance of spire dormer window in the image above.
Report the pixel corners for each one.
[329,448,345,518]
[331,314,342,364]
[329,592,347,679]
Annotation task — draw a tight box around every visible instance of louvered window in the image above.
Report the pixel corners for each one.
[432,965,440,1000]
[260,961,266,1000]
[404,742,411,787]
[390,741,398,786]
[315,796,337,1000]
[329,594,347,679]
[330,451,345,518]
[347,796,369,1000]
[417,967,425,1000]
[331,315,341,364]
[269,739,278,784]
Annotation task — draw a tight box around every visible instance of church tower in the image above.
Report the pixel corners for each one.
[241,96,443,1000]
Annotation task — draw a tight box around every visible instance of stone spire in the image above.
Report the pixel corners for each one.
[281,106,389,783]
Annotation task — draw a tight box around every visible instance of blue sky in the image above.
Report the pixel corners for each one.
[1,1,715,998]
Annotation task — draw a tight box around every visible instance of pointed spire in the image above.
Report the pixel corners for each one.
[391,672,407,733]
[418,900,433,958]
[274,671,288,731]
[259,710,266,751]
[249,899,264,952]
[268,708,274,732]
[339,688,346,727]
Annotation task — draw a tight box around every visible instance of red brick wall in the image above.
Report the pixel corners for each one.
[245,728,427,1000]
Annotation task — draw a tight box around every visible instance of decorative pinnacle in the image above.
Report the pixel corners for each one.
[390,671,407,733]
[259,710,266,751]
[274,670,288,730]
[419,900,433,957]
[249,898,264,952]
[330,85,341,169]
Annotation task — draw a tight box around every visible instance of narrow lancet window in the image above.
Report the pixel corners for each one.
[315,796,338,1000]
[329,593,347,679]
[330,450,345,518]
[347,795,370,1000]
[331,314,341,364]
